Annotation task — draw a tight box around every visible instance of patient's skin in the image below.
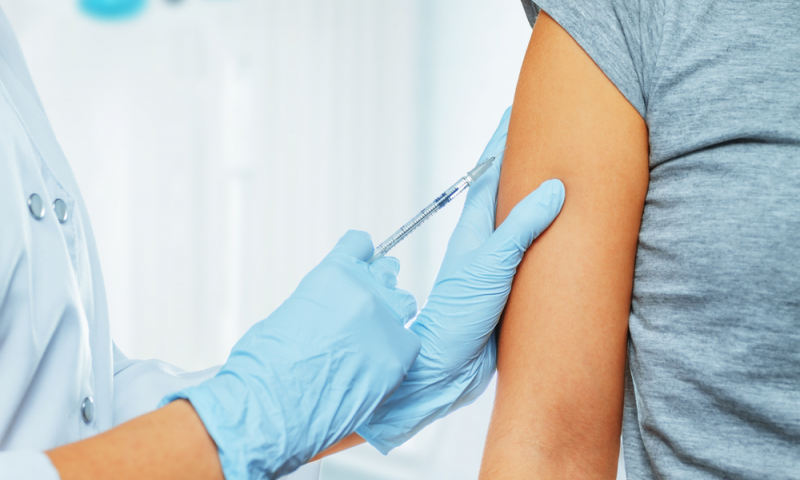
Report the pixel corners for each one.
[479,11,649,479]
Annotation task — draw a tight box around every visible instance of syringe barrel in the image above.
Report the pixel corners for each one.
[366,154,500,264]
[368,176,469,262]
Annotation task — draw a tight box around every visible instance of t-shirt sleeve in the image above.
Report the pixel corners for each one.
[523,0,647,118]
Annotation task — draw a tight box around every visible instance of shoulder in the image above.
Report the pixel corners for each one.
[530,0,656,118]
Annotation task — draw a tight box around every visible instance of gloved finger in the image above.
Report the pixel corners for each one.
[368,256,400,289]
[462,106,512,214]
[377,287,418,326]
[457,151,502,232]
[482,179,565,265]
[477,105,512,168]
[448,109,511,253]
[445,175,498,257]
[469,106,511,203]
[326,230,375,261]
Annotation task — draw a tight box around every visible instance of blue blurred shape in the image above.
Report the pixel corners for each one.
[80,0,147,20]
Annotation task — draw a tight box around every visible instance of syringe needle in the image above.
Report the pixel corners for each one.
[368,147,506,264]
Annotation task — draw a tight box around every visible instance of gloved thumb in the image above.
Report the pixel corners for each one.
[368,256,401,289]
[483,179,565,265]
[326,230,375,261]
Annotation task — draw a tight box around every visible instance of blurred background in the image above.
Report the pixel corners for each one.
[0,0,557,478]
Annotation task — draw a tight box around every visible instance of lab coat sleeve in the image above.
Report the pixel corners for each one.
[112,342,220,426]
[0,451,60,480]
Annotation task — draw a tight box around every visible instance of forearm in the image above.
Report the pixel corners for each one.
[47,400,223,480]
[310,433,365,462]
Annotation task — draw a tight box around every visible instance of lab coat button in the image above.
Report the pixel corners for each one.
[53,198,68,223]
[28,193,45,219]
[81,397,94,423]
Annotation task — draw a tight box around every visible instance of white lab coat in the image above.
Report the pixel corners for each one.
[0,8,319,480]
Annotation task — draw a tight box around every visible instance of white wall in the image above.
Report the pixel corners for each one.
[0,1,556,478]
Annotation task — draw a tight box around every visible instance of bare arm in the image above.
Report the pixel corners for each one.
[310,433,364,462]
[47,400,223,480]
[480,11,649,479]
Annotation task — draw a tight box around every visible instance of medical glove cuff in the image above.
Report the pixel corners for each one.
[160,375,290,480]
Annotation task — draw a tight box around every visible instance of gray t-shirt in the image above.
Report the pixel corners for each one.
[522,1,800,478]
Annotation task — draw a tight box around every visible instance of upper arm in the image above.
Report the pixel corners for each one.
[480,11,649,479]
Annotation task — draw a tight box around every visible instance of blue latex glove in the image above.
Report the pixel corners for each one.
[161,231,421,479]
[356,107,565,453]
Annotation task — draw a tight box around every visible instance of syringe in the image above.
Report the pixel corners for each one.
[368,151,503,263]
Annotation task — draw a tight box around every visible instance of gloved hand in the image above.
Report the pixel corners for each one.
[160,231,421,479]
[356,106,565,453]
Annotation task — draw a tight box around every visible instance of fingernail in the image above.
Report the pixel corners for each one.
[541,179,565,212]
[386,256,401,275]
